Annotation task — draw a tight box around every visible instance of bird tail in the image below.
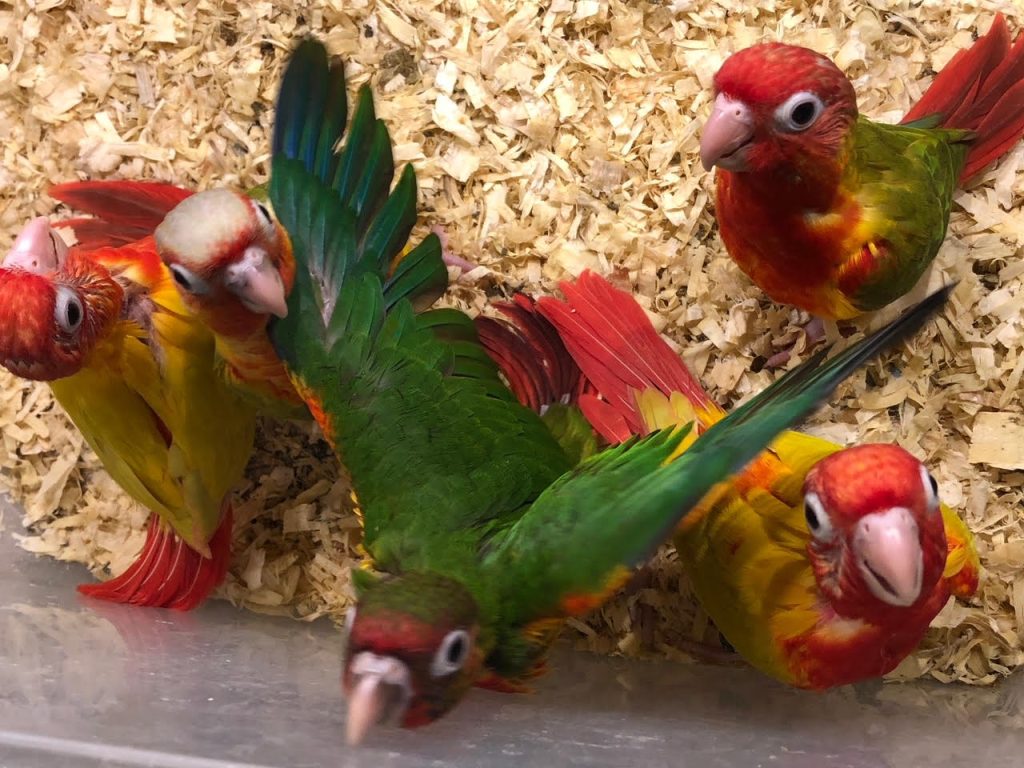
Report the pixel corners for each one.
[474,293,588,413]
[535,270,725,443]
[77,500,234,611]
[901,13,1024,181]
[49,180,193,249]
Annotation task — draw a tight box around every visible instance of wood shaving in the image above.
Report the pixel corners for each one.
[1,0,1022,687]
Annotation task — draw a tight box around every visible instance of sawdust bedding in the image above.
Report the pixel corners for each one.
[0,0,1022,687]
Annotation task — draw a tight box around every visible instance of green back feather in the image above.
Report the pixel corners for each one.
[845,116,970,311]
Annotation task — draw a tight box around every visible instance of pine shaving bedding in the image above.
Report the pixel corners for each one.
[1,0,1021,686]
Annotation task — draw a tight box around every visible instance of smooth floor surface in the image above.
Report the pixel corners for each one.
[1,500,1022,768]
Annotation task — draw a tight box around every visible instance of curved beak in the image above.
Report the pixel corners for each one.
[700,93,755,172]
[223,246,288,318]
[853,507,924,607]
[345,652,412,746]
[4,217,69,273]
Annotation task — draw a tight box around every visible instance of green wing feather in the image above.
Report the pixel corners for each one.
[268,150,570,606]
[843,117,969,311]
[485,281,954,631]
[270,38,446,313]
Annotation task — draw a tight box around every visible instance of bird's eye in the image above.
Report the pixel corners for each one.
[169,264,209,295]
[920,465,940,512]
[430,629,471,678]
[804,491,835,541]
[54,286,84,334]
[775,91,825,132]
[255,202,274,226]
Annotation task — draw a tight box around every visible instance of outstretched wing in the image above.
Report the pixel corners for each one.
[486,282,954,628]
[266,40,569,575]
[270,38,446,316]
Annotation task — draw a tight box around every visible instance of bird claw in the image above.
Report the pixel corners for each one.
[432,224,478,275]
[764,316,826,369]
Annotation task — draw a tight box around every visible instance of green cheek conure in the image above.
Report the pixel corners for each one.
[260,37,955,744]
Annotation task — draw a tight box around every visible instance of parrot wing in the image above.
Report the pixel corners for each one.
[484,282,953,634]
[267,101,569,577]
[271,38,448,314]
[837,117,967,312]
[50,180,193,250]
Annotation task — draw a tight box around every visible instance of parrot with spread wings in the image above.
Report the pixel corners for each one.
[524,270,978,689]
[254,38,954,742]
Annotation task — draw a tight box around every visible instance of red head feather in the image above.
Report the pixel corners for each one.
[341,573,483,744]
[802,443,948,620]
[701,43,858,174]
[0,252,122,381]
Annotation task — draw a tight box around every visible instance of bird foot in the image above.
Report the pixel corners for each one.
[432,224,478,274]
[764,315,826,369]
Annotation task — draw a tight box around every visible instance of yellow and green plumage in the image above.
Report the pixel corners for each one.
[534,270,979,689]
[702,16,1024,320]
[257,37,957,741]
[0,235,258,610]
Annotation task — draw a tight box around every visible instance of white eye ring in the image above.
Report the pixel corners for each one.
[430,629,471,678]
[920,465,940,512]
[804,491,835,541]
[775,91,825,132]
[254,201,276,233]
[169,264,210,295]
[54,286,84,334]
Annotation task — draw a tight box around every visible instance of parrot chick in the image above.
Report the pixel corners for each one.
[153,189,306,415]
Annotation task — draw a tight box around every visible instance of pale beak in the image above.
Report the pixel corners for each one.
[223,245,288,318]
[700,93,755,172]
[3,217,69,273]
[853,507,924,607]
[345,652,412,746]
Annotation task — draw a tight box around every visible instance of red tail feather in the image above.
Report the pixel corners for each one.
[50,180,194,247]
[535,270,717,436]
[901,14,1024,181]
[578,392,635,443]
[475,293,588,412]
[78,502,234,611]
[54,218,154,250]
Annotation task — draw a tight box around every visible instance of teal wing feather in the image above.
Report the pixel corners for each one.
[484,281,953,660]
[268,155,570,607]
[270,38,446,311]
[842,117,969,312]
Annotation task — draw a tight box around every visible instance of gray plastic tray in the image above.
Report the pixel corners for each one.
[1,498,1020,768]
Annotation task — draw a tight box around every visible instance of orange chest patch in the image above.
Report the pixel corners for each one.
[717,174,867,318]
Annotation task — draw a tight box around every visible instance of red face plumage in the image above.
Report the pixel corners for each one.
[802,444,948,618]
[340,574,482,745]
[700,43,859,173]
[0,254,122,381]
